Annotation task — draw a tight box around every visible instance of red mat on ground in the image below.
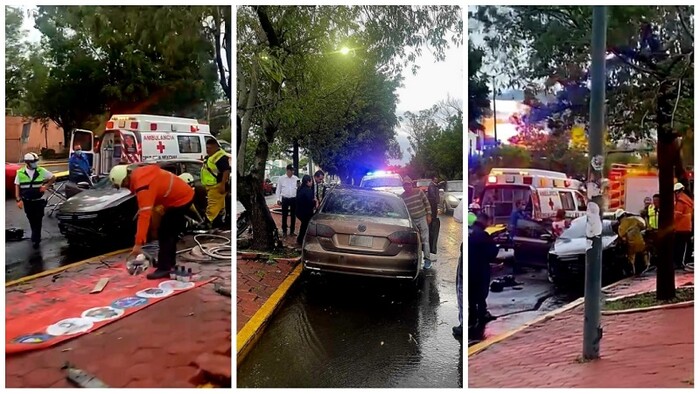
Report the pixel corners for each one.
[6,262,212,354]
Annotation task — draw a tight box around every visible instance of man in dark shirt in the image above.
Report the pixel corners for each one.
[469,212,498,340]
[313,170,326,212]
[427,176,440,218]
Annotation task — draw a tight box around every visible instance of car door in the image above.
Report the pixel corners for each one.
[513,219,552,267]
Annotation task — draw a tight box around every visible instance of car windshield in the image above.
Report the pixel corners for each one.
[322,192,409,219]
[361,177,403,188]
[560,216,615,239]
[446,181,463,192]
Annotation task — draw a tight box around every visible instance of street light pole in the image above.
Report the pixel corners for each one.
[492,76,498,147]
[583,5,607,360]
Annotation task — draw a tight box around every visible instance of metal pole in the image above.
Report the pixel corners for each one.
[583,5,607,360]
[492,76,498,147]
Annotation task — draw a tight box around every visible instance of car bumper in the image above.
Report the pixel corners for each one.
[302,242,420,280]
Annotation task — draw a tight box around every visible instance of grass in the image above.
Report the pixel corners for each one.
[604,287,694,311]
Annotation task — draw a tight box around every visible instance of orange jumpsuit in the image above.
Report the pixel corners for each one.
[129,165,194,246]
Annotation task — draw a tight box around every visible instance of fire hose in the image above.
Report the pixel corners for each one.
[178,233,232,261]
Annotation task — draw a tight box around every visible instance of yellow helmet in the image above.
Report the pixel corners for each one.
[109,165,129,188]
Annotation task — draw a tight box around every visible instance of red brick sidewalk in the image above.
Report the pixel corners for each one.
[469,273,694,388]
[6,239,232,388]
[237,206,301,332]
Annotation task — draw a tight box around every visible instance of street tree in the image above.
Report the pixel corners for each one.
[237,5,462,251]
[471,6,693,299]
[26,6,226,145]
[468,39,491,132]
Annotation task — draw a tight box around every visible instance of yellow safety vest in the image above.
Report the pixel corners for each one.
[647,205,658,229]
[201,149,227,186]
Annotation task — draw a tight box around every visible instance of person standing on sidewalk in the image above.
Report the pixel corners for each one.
[427,176,440,218]
[469,212,498,340]
[313,170,326,212]
[109,164,194,280]
[200,138,231,229]
[15,152,57,249]
[452,199,464,338]
[295,175,315,246]
[276,164,299,237]
[674,183,693,268]
[400,176,433,269]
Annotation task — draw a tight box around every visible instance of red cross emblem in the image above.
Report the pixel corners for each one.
[156,141,166,154]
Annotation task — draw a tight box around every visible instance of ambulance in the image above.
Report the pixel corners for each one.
[607,164,658,214]
[70,114,213,176]
[480,168,587,224]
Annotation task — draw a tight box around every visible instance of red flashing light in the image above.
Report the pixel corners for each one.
[190,125,199,132]
[150,123,158,131]
[523,176,533,185]
[130,122,139,130]
[106,121,114,129]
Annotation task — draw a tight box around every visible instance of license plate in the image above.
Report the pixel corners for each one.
[349,235,373,248]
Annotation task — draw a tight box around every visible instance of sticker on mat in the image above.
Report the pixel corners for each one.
[111,296,149,310]
[159,280,195,291]
[12,333,54,344]
[135,287,174,299]
[46,318,94,336]
[81,306,125,322]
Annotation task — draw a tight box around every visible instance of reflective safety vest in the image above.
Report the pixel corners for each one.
[200,148,227,186]
[17,167,50,200]
[647,205,659,229]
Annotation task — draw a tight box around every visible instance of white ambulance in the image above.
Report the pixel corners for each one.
[70,114,214,175]
[480,168,587,224]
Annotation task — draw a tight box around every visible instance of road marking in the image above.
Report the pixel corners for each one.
[236,264,303,366]
[468,275,631,357]
[6,248,130,287]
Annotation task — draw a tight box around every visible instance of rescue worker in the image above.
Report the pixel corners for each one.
[400,176,433,269]
[110,164,194,280]
[68,144,92,184]
[640,196,652,221]
[647,194,660,230]
[674,182,693,268]
[614,209,649,275]
[15,152,56,249]
[468,212,498,341]
[200,138,231,229]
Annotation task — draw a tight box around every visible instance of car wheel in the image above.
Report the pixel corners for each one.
[547,258,565,287]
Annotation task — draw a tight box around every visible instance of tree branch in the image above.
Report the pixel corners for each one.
[676,6,694,42]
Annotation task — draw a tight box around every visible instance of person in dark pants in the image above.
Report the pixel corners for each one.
[109,164,194,280]
[276,164,299,237]
[468,212,498,340]
[295,175,315,246]
[427,176,440,218]
[15,152,57,249]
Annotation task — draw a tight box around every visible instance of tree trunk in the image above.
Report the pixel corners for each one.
[237,65,258,175]
[293,140,300,177]
[656,79,676,300]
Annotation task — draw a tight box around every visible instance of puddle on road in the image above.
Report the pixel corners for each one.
[238,271,463,388]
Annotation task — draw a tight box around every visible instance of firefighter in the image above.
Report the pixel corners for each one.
[200,138,231,228]
[109,164,194,280]
[14,152,56,249]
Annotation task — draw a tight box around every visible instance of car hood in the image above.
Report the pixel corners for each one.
[59,188,134,214]
[371,186,404,196]
[551,234,618,257]
[445,191,463,200]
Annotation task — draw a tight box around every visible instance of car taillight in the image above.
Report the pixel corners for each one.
[307,223,335,238]
[388,231,418,245]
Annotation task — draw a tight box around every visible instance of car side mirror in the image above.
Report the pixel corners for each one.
[540,233,553,241]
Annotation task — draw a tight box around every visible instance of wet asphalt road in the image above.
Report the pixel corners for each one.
[5,191,120,282]
[237,212,464,388]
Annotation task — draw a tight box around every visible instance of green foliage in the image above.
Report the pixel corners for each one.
[468,39,491,131]
[5,6,27,111]
[21,6,229,144]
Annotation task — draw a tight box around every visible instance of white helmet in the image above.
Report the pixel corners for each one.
[179,172,194,185]
[614,208,626,220]
[23,152,39,162]
[109,165,129,188]
[674,182,685,192]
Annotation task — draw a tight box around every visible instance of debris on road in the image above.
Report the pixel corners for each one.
[63,363,109,388]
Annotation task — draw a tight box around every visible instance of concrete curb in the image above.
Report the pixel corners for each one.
[6,248,130,287]
[468,275,632,358]
[236,264,303,367]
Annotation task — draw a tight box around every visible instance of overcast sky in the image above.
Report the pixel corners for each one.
[20,6,463,165]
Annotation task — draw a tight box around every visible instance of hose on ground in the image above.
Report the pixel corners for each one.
[177,233,232,262]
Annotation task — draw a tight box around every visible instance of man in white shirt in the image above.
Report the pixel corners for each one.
[276,164,300,236]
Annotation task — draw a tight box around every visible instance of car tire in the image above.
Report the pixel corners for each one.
[547,258,566,288]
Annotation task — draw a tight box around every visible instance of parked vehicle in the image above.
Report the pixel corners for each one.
[5,162,21,197]
[359,171,404,196]
[415,178,431,193]
[56,159,208,248]
[441,180,463,214]
[262,179,274,195]
[270,175,281,193]
[302,186,421,281]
